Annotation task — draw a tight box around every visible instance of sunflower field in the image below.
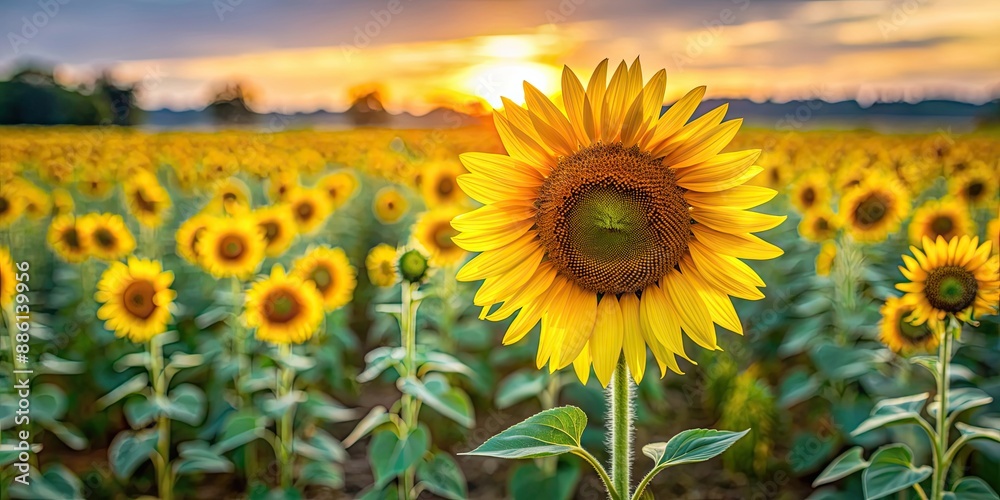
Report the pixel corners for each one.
[1,60,999,500]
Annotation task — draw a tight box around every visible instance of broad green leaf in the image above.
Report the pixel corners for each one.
[301,391,357,423]
[779,370,821,408]
[162,384,207,425]
[357,346,401,383]
[461,406,587,459]
[955,423,1000,443]
[42,420,88,451]
[508,460,580,500]
[7,464,84,500]
[417,351,477,380]
[416,451,467,500]
[212,410,267,453]
[167,352,204,370]
[928,387,993,420]
[238,367,277,394]
[295,428,348,463]
[911,356,975,383]
[861,444,931,500]
[113,352,151,372]
[124,395,159,429]
[642,428,750,468]
[343,406,390,448]
[278,351,315,371]
[398,376,474,428]
[108,429,158,479]
[37,353,86,375]
[852,393,930,436]
[950,476,1000,500]
[96,373,149,410]
[174,442,233,475]
[32,384,68,422]
[260,390,307,419]
[496,370,548,410]
[369,426,430,488]
[813,446,869,486]
[296,461,344,489]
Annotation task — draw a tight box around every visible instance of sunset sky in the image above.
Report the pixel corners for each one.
[2,0,998,113]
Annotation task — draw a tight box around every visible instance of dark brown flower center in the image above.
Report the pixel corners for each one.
[296,201,314,221]
[123,280,157,320]
[536,142,691,294]
[800,187,816,207]
[437,177,455,196]
[134,189,156,214]
[260,221,280,242]
[433,221,458,251]
[853,193,889,228]
[218,234,246,260]
[966,181,984,199]
[94,228,117,249]
[264,288,302,323]
[0,197,9,215]
[62,227,82,250]
[930,215,954,238]
[309,266,333,293]
[925,265,978,313]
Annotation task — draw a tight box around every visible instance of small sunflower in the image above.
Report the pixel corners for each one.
[47,214,92,263]
[83,213,136,261]
[908,199,975,246]
[0,182,24,228]
[317,170,360,209]
[291,246,357,311]
[124,173,172,228]
[366,244,399,287]
[267,172,300,203]
[798,208,840,243]
[77,175,114,200]
[287,188,332,235]
[19,183,51,220]
[95,257,176,343]
[413,207,467,267]
[949,166,996,208]
[839,173,910,243]
[816,241,836,277]
[1,247,17,308]
[421,162,467,207]
[790,172,830,213]
[209,177,252,215]
[879,296,939,354]
[196,216,266,280]
[175,214,214,265]
[253,205,298,257]
[987,218,999,255]
[245,265,324,345]
[373,186,409,224]
[897,235,999,327]
[51,188,75,217]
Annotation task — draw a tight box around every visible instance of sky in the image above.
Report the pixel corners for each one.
[2,0,998,113]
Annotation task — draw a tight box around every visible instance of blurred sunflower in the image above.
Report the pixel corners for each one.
[317,170,360,209]
[287,188,332,235]
[413,207,467,267]
[0,247,16,308]
[421,162,467,207]
[124,173,172,228]
[790,172,830,213]
[949,166,996,208]
[816,241,836,277]
[836,168,865,192]
[175,214,214,265]
[897,235,999,327]
[797,208,840,242]
[84,213,136,261]
[839,174,910,243]
[95,257,176,343]
[451,58,784,386]
[366,243,399,287]
[879,296,938,353]
[291,246,357,311]
[267,172,300,203]
[47,214,92,263]
[373,186,409,224]
[245,265,324,344]
[0,182,24,228]
[253,205,298,257]
[77,174,114,200]
[908,199,974,246]
[988,218,999,255]
[209,177,252,215]
[18,182,51,220]
[51,188,75,217]
[197,216,266,279]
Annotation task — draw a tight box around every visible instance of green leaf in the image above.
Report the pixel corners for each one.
[461,406,587,459]
[7,464,84,500]
[950,476,1000,500]
[928,387,993,420]
[108,429,158,479]
[508,460,580,500]
[301,391,357,423]
[113,352,150,372]
[369,426,430,488]
[37,353,86,375]
[398,375,475,428]
[813,446,869,486]
[162,384,207,425]
[174,442,234,475]
[416,351,477,380]
[496,370,548,410]
[124,395,159,429]
[296,461,344,489]
[955,422,1000,443]
[237,366,278,395]
[357,347,401,383]
[32,384,68,423]
[96,373,149,410]
[211,410,267,453]
[294,428,348,463]
[260,390,307,419]
[642,428,750,468]
[779,370,821,408]
[852,393,930,436]
[343,406,390,448]
[42,420,88,451]
[167,352,204,370]
[416,451,467,500]
[861,444,932,500]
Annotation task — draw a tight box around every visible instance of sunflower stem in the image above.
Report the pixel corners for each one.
[609,356,632,499]
[931,319,956,500]
[399,280,419,499]
[277,343,295,491]
[230,276,257,483]
[149,335,173,500]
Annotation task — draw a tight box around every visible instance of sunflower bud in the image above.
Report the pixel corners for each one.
[398,249,429,283]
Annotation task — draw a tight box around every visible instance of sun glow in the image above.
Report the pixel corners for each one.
[462,61,561,109]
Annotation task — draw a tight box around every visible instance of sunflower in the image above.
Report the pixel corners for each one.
[83,213,136,261]
[287,188,332,235]
[253,205,298,257]
[19,183,51,220]
[421,162,467,207]
[908,199,974,246]
[797,208,840,243]
[95,257,176,343]
[267,172,300,203]
[47,214,92,263]
[838,173,910,243]
[413,207,467,267]
[51,188,75,217]
[949,166,996,208]
[175,214,214,265]
[451,58,784,386]
[879,296,939,354]
[0,182,24,228]
[245,265,324,345]
[816,241,836,277]
[372,186,409,224]
[209,177,252,215]
[0,247,17,308]
[790,172,830,213]
[366,244,399,287]
[77,174,114,200]
[897,235,999,328]
[988,218,999,255]
[196,216,266,279]
[124,172,172,228]
[317,170,360,209]
[291,246,357,311]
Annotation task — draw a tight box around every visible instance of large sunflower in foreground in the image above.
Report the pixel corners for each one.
[291,246,357,311]
[839,173,910,243]
[245,265,324,344]
[95,257,176,343]
[451,58,784,386]
[897,235,999,328]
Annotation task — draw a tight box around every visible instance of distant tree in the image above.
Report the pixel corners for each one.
[975,98,1000,130]
[0,62,143,126]
[206,82,258,125]
[345,84,389,126]
[96,71,141,126]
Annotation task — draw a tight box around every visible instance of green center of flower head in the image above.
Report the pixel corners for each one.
[399,249,429,282]
[536,142,692,294]
[219,235,245,260]
[310,266,332,291]
[896,311,932,341]
[931,215,954,236]
[925,265,978,313]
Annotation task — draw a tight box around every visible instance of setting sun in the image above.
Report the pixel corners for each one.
[462,61,561,109]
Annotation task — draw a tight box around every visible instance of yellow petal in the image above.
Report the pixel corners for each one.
[585,59,609,139]
[455,173,537,205]
[524,82,577,154]
[691,207,786,233]
[692,224,784,260]
[591,294,624,387]
[686,185,777,210]
[619,293,647,384]
[459,152,544,187]
[641,85,706,150]
[493,112,553,173]
[663,119,743,169]
[554,285,598,370]
[573,342,592,385]
[452,217,534,252]
[675,150,761,192]
[561,65,592,145]
[451,201,535,234]
[662,271,717,350]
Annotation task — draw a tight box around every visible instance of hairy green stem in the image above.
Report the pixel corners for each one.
[278,343,294,490]
[609,357,632,499]
[931,320,955,500]
[149,335,173,500]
